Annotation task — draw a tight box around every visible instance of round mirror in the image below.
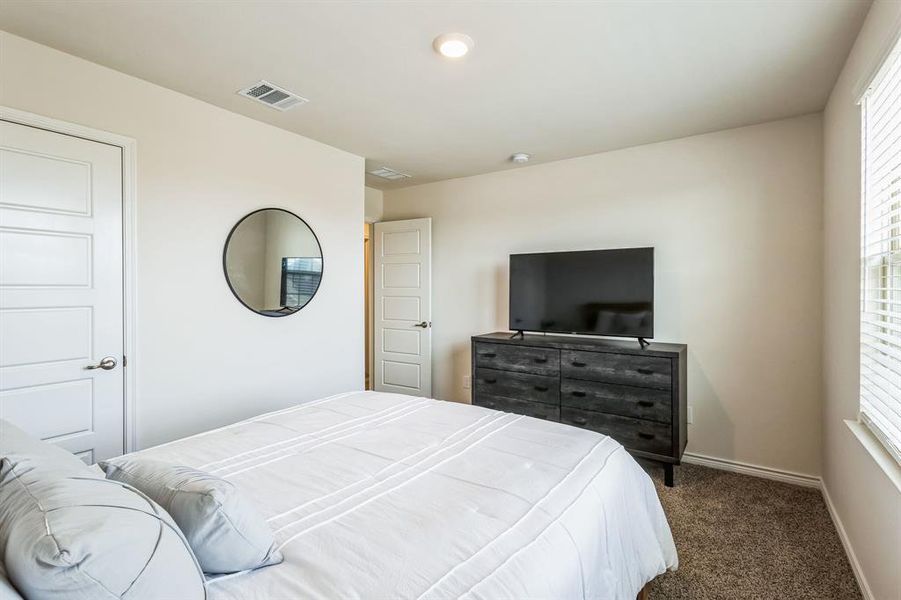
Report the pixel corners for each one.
[223,208,323,317]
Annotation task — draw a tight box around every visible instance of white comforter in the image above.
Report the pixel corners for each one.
[131,391,677,600]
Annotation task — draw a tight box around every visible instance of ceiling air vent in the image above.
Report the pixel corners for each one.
[237,80,308,111]
[368,166,411,181]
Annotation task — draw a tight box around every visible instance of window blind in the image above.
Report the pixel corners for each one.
[860,37,901,464]
[280,257,322,308]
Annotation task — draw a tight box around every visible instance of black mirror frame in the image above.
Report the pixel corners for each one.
[222,207,324,318]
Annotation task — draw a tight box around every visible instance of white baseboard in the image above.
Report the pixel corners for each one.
[820,482,874,600]
[681,452,821,488]
[680,452,871,599]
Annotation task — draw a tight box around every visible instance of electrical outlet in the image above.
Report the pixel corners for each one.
[687,406,693,424]
[462,375,471,389]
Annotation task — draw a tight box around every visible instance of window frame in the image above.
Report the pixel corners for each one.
[858,35,901,466]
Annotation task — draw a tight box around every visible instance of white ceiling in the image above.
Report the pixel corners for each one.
[0,1,871,189]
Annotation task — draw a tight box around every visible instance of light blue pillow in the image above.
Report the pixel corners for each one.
[0,420,206,600]
[101,457,283,574]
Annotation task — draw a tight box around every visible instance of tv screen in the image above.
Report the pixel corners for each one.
[509,248,654,338]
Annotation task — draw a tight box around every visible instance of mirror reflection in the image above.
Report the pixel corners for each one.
[223,208,323,317]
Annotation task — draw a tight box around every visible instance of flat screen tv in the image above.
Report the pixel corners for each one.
[509,247,654,339]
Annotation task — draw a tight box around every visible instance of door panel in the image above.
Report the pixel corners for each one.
[383,296,420,321]
[382,263,420,287]
[0,307,92,367]
[382,328,420,355]
[0,120,124,461]
[381,229,420,255]
[0,380,94,440]
[0,229,92,285]
[373,218,431,397]
[383,360,421,390]
[0,147,92,214]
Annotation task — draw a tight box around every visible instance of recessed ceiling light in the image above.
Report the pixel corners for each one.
[511,153,531,164]
[433,33,474,59]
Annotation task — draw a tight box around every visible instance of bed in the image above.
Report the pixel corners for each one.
[127,391,677,599]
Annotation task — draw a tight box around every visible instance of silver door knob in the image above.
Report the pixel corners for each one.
[85,356,117,371]
[413,321,430,328]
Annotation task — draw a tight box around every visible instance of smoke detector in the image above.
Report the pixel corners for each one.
[511,153,531,164]
[368,166,411,181]
[237,80,308,111]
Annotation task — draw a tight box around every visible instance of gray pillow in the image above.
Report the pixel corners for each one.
[0,559,23,600]
[0,421,206,600]
[101,457,283,574]
[0,419,89,477]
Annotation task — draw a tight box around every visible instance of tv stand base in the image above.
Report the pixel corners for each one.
[638,337,650,349]
[510,330,524,339]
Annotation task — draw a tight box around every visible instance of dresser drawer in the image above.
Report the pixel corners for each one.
[561,350,671,389]
[473,394,560,422]
[560,408,671,455]
[475,368,559,405]
[561,379,671,423]
[474,342,560,376]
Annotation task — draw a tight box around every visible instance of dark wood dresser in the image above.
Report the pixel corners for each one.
[471,332,687,486]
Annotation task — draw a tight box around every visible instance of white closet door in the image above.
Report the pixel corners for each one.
[373,218,432,397]
[0,120,124,463]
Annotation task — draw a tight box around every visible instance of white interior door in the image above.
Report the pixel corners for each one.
[0,120,124,463]
[373,218,432,397]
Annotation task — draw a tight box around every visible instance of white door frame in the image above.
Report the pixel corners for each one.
[1,106,139,453]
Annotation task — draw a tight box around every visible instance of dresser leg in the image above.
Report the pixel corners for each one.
[663,463,674,487]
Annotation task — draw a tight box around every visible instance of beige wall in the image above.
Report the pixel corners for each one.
[822,2,901,598]
[0,32,365,448]
[384,114,824,477]
[365,186,384,223]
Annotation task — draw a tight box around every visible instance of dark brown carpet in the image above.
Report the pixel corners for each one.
[643,463,861,600]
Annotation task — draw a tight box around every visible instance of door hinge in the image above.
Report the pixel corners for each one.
[123,355,128,367]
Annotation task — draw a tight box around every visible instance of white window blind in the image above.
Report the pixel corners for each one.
[860,36,901,465]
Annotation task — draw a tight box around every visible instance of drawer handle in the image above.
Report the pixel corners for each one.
[571,391,587,398]
[533,385,549,392]
[571,361,587,368]
[637,401,654,407]
[571,417,588,425]
[481,353,497,358]
[484,378,497,384]
[638,432,655,440]
[636,368,654,375]
[533,357,548,364]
